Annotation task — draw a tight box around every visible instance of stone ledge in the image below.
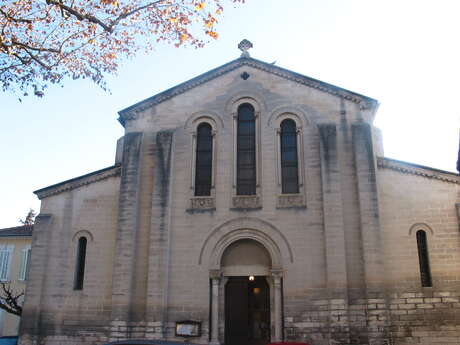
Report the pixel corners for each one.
[276,194,306,209]
[231,195,262,209]
[188,197,216,211]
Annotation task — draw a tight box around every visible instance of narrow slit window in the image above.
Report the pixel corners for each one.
[237,103,256,195]
[416,230,432,287]
[280,119,299,194]
[74,237,87,290]
[195,123,213,196]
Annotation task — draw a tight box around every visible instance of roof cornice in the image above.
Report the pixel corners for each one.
[377,157,459,184]
[118,57,378,127]
[0,225,33,237]
[34,165,121,200]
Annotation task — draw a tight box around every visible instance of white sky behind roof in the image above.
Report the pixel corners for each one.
[1,0,459,228]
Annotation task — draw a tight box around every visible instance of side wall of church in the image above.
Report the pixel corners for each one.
[378,168,460,345]
[20,176,120,345]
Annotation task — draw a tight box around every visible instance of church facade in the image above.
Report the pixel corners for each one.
[19,45,460,345]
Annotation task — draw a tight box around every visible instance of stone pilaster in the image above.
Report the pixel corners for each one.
[319,124,348,289]
[352,123,389,344]
[352,123,385,289]
[319,124,350,344]
[146,131,174,335]
[209,270,221,345]
[271,269,283,342]
[111,132,143,327]
[130,132,156,323]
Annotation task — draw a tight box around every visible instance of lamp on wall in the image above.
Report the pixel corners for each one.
[249,275,255,281]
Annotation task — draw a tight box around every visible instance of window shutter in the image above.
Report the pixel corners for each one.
[19,247,31,281]
[0,251,8,281]
[0,246,13,282]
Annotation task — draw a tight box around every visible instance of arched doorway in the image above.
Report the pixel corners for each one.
[221,240,271,345]
[203,222,289,345]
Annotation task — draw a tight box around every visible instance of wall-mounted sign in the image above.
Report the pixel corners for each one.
[175,320,201,337]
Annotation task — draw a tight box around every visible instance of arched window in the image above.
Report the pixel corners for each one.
[280,119,299,194]
[416,230,432,287]
[195,123,213,196]
[237,103,256,195]
[74,237,87,290]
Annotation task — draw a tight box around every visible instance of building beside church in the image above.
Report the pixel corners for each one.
[0,225,32,336]
[19,42,460,345]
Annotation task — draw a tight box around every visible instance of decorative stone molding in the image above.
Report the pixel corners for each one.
[209,269,222,280]
[270,269,284,279]
[267,105,311,128]
[231,196,261,209]
[190,197,216,210]
[71,230,94,242]
[184,111,224,131]
[34,165,121,199]
[276,194,305,208]
[408,222,434,236]
[377,157,459,184]
[118,57,378,126]
[198,216,294,266]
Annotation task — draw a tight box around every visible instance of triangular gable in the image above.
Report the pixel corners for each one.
[118,56,379,126]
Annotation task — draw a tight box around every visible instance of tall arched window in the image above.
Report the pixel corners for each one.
[416,230,432,287]
[74,237,87,290]
[195,123,213,196]
[237,103,256,195]
[280,119,299,194]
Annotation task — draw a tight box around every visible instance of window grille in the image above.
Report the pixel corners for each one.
[195,123,213,196]
[416,230,432,287]
[280,119,299,194]
[74,237,87,290]
[237,103,256,195]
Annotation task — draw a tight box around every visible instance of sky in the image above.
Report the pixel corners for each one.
[1,0,459,228]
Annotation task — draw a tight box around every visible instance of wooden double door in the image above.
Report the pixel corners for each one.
[225,276,270,345]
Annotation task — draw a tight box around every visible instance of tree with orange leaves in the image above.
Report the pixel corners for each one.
[0,0,244,98]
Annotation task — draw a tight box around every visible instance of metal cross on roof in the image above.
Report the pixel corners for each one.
[238,39,253,57]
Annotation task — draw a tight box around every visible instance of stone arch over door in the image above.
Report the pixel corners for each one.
[201,217,290,345]
[199,216,293,268]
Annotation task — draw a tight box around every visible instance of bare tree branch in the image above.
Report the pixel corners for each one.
[0,283,23,317]
[110,1,162,28]
[0,8,32,23]
[45,0,114,32]
[11,40,60,54]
